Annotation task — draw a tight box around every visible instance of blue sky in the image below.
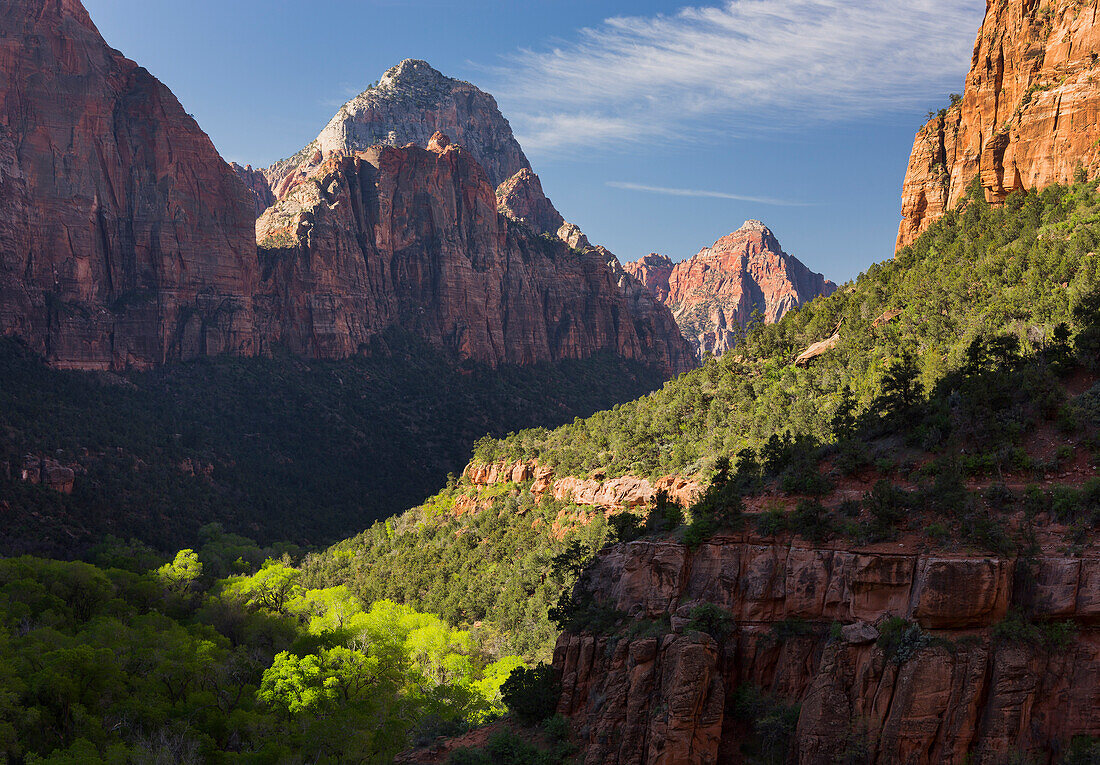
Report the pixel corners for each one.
[82,0,984,283]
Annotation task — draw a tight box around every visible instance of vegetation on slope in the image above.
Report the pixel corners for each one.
[0,332,667,556]
[476,180,1100,479]
[0,529,529,763]
[302,181,1100,675]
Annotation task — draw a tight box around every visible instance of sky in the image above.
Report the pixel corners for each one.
[82,0,986,283]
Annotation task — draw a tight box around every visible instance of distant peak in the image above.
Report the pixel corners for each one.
[378,59,450,89]
[737,219,770,233]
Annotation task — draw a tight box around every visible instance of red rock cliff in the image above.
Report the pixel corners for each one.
[254,134,696,374]
[897,0,1100,249]
[626,221,837,357]
[231,162,277,217]
[556,537,1100,764]
[0,0,259,370]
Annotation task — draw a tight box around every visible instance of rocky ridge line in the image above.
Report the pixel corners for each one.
[625,221,837,357]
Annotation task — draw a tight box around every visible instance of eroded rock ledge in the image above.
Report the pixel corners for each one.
[556,538,1100,764]
[463,458,704,510]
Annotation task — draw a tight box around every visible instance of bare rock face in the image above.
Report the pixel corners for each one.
[556,539,1100,764]
[496,169,566,236]
[626,221,837,357]
[231,162,276,217]
[624,254,675,304]
[255,135,695,374]
[0,0,259,370]
[897,0,1100,249]
[266,59,531,196]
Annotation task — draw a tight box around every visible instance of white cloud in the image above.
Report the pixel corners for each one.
[487,0,983,155]
[606,181,812,206]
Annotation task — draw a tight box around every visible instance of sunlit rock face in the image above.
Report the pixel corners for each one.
[626,221,837,358]
[255,135,695,374]
[264,59,532,198]
[898,0,1100,249]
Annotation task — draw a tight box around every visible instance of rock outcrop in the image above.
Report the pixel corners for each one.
[265,59,530,196]
[556,538,1100,764]
[625,221,837,357]
[231,162,276,217]
[18,455,76,494]
[255,135,695,373]
[897,0,1100,249]
[625,254,675,304]
[464,458,704,510]
[495,168,566,236]
[0,0,259,370]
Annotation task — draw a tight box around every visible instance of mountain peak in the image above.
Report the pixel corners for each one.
[626,223,836,358]
[738,219,770,233]
[378,59,451,90]
[265,59,530,191]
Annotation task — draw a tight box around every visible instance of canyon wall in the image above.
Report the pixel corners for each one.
[0,0,259,370]
[625,221,837,357]
[255,134,696,374]
[897,0,1100,249]
[0,1,693,376]
[555,537,1100,764]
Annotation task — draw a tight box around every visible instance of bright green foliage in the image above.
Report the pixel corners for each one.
[0,542,525,763]
[478,181,1100,479]
[154,548,202,594]
[301,487,617,661]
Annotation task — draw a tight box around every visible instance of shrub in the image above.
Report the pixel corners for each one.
[864,481,910,540]
[993,610,1078,651]
[500,664,559,724]
[755,507,788,537]
[1063,736,1100,765]
[876,617,934,663]
[790,499,833,542]
[686,603,733,639]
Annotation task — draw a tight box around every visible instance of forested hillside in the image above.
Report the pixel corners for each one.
[0,333,666,556]
[478,180,1100,479]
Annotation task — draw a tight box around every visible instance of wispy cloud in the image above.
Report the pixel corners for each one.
[606,181,812,206]
[486,0,983,155]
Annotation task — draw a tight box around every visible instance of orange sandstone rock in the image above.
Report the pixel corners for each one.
[897,0,1100,249]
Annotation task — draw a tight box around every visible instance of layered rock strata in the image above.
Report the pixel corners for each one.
[625,221,836,357]
[231,162,277,217]
[464,458,704,510]
[255,134,695,373]
[897,0,1100,249]
[0,2,694,376]
[0,0,259,370]
[555,538,1100,764]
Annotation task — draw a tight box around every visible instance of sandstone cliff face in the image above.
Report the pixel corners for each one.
[266,59,530,197]
[625,254,675,304]
[495,168,566,237]
[231,162,276,217]
[0,0,259,370]
[255,134,695,374]
[897,0,1100,249]
[626,221,837,357]
[556,538,1100,764]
